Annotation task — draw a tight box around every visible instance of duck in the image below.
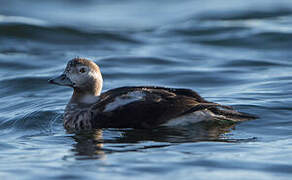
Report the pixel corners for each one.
[49,58,256,131]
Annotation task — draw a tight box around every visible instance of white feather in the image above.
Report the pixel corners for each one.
[104,91,145,112]
[163,110,215,126]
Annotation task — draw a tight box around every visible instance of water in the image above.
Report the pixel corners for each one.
[1,0,292,179]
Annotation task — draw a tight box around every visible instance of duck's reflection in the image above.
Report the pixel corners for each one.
[71,129,106,160]
[70,121,248,159]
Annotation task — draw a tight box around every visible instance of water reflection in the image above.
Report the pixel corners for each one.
[70,121,254,159]
[71,129,106,160]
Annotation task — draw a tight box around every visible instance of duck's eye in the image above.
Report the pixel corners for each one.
[79,68,86,73]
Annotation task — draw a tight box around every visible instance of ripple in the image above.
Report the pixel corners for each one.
[220,59,285,67]
[99,56,178,67]
[0,23,141,45]
[170,26,246,37]
[12,110,61,131]
[0,60,39,70]
[199,8,292,20]
[0,76,51,95]
[0,15,49,26]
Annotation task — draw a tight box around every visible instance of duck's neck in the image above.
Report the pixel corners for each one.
[70,87,101,106]
[65,78,103,116]
[65,90,100,117]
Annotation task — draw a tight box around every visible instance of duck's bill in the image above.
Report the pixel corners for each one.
[48,74,73,87]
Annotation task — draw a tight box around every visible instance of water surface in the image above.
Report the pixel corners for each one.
[1,0,292,179]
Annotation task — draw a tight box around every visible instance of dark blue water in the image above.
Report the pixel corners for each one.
[1,0,292,179]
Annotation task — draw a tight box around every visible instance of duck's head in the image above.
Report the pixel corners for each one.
[49,58,103,98]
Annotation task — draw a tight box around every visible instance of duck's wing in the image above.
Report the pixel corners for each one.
[99,86,208,103]
[100,86,233,109]
[89,86,242,128]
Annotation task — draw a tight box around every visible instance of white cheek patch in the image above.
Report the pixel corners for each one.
[67,72,88,87]
[104,91,145,112]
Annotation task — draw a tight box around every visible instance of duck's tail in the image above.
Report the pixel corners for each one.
[183,102,257,122]
[209,106,258,122]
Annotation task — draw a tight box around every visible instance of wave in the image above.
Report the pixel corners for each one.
[0,21,141,45]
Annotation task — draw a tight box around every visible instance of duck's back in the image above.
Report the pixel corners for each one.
[87,86,254,129]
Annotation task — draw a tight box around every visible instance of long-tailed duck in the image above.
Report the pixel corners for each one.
[49,58,256,130]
